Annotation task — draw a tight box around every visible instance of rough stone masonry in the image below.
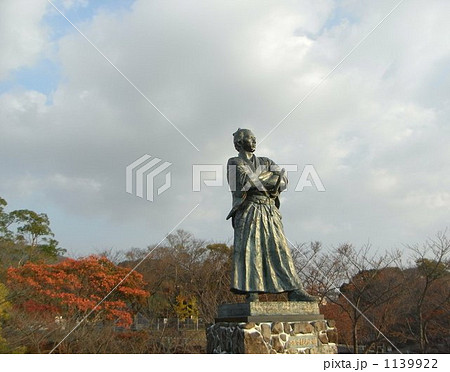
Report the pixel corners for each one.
[206,319,338,354]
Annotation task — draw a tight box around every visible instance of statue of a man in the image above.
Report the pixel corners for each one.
[226,128,316,302]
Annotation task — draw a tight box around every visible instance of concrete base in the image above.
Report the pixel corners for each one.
[217,301,323,322]
[206,302,337,354]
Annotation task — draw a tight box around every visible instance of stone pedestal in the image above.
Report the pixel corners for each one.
[206,302,337,354]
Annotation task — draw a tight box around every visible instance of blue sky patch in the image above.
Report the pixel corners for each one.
[0,58,61,97]
[45,0,135,41]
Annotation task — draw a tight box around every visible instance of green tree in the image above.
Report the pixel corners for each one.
[0,197,65,274]
[8,209,65,258]
[174,294,199,321]
[0,197,13,240]
[0,283,10,352]
[0,282,25,353]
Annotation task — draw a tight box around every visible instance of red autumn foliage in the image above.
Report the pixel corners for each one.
[7,256,149,327]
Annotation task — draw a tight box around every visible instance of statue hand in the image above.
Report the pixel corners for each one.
[258,171,273,181]
[262,174,280,189]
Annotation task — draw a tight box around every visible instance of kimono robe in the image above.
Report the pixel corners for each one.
[226,153,303,294]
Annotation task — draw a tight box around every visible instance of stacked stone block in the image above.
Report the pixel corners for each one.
[206,302,337,354]
[207,319,337,354]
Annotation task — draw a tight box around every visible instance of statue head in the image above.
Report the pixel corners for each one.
[233,128,256,153]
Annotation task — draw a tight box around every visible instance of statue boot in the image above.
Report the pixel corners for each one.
[245,292,259,302]
[288,289,318,302]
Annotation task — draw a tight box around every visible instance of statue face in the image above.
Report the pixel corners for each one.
[241,131,256,152]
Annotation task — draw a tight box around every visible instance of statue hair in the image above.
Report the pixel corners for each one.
[233,128,251,152]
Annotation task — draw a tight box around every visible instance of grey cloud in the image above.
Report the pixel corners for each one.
[1,0,449,253]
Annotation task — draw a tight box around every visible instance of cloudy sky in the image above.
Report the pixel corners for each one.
[1,0,449,257]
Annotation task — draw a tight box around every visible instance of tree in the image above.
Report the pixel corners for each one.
[400,232,450,352]
[0,197,65,275]
[309,243,404,353]
[0,283,10,352]
[174,294,199,321]
[186,242,239,321]
[292,241,346,303]
[0,282,25,353]
[0,197,14,241]
[7,256,149,328]
[120,230,242,323]
[8,209,65,259]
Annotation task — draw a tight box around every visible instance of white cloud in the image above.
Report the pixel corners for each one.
[0,0,49,79]
[60,0,89,9]
[368,169,398,193]
[402,191,450,210]
[1,0,450,253]
[50,173,102,192]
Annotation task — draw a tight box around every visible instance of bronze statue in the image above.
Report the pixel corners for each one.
[227,128,316,302]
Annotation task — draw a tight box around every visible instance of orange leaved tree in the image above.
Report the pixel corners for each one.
[7,256,149,328]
